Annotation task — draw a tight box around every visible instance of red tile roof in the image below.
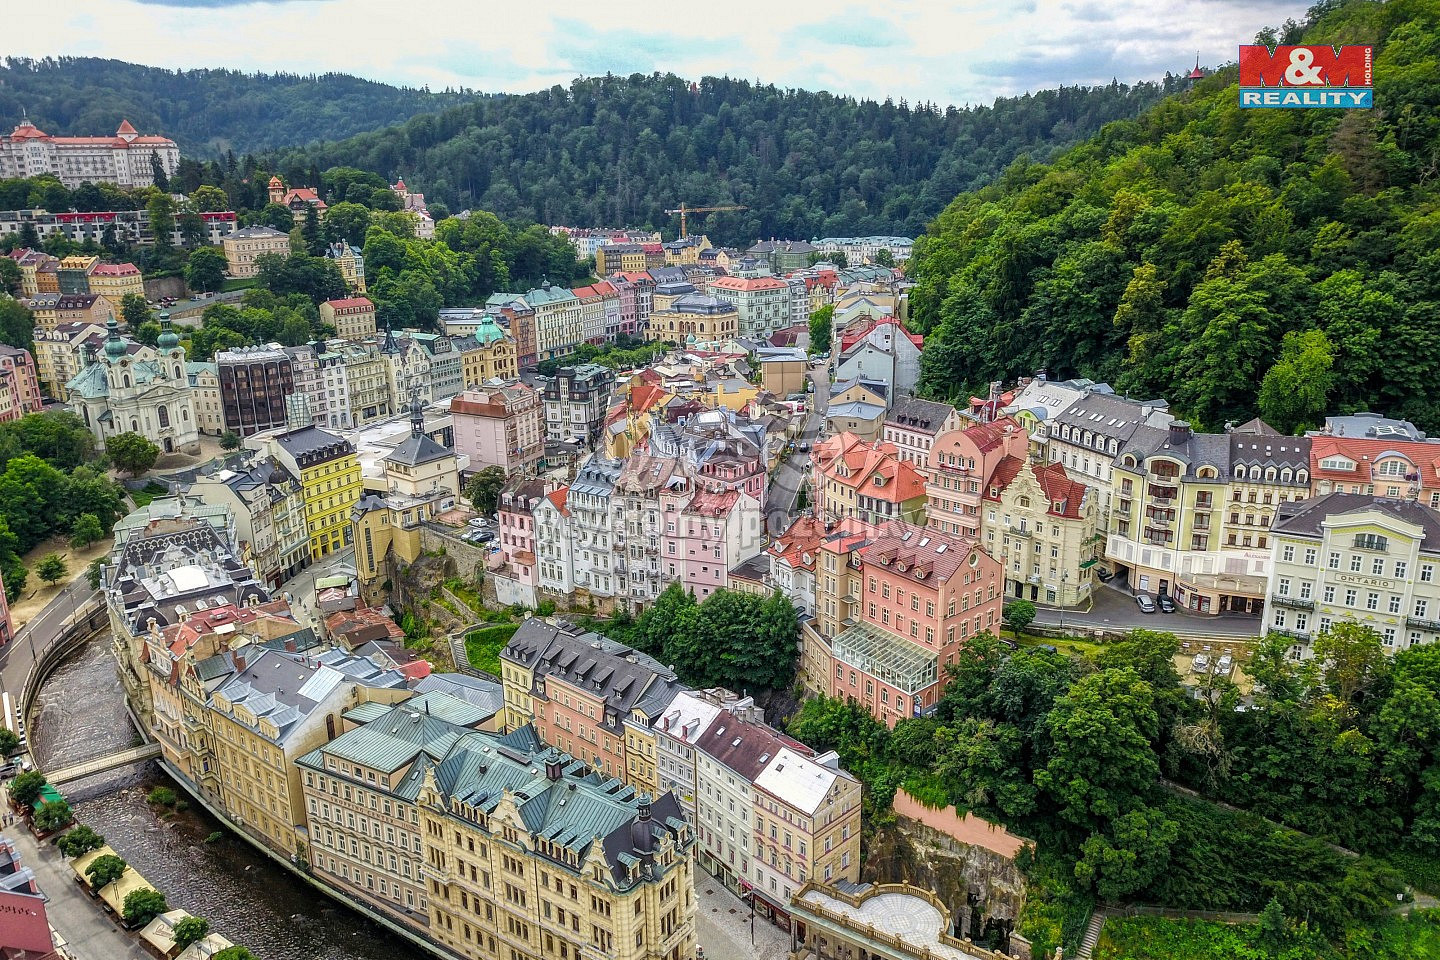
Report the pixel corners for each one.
[860,524,977,584]
[546,487,571,517]
[323,297,374,310]
[839,314,922,353]
[709,276,788,291]
[89,262,140,277]
[1310,435,1440,488]
[814,431,927,503]
[684,488,740,517]
[983,456,1088,518]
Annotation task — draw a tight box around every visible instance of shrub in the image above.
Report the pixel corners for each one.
[172,915,210,949]
[122,887,168,927]
[57,825,105,858]
[147,786,178,807]
[85,853,128,889]
[33,799,72,833]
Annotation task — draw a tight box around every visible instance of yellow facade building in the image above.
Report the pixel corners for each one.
[459,315,518,387]
[646,294,738,344]
[87,262,145,312]
[264,425,363,560]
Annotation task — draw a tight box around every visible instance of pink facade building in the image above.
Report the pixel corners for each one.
[496,476,548,592]
[0,345,43,422]
[925,416,1028,538]
[827,523,1004,727]
[448,384,544,475]
[664,488,764,600]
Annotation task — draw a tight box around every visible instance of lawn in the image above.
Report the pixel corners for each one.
[130,482,170,508]
[464,623,520,676]
[1096,913,1440,960]
[219,277,256,292]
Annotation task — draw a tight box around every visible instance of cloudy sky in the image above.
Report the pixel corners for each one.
[9,0,1302,106]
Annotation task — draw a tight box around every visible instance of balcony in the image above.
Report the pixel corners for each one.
[1272,627,1312,642]
[1406,616,1440,632]
[1270,595,1314,611]
[1007,525,1032,539]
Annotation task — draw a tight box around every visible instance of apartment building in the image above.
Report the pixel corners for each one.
[1264,493,1440,659]
[828,524,1003,726]
[981,456,1096,607]
[615,455,686,606]
[297,692,496,927]
[539,364,615,444]
[568,456,625,602]
[320,297,378,342]
[884,397,967,477]
[31,321,106,401]
[187,361,224,435]
[0,345,43,421]
[216,345,294,438]
[261,425,363,560]
[806,521,882,695]
[418,734,696,960]
[24,292,112,330]
[458,315,519,387]
[86,262,145,311]
[667,488,764,600]
[526,283,584,360]
[495,478,548,609]
[925,417,1031,539]
[811,432,929,526]
[1045,391,1171,525]
[708,275,791,339]
[449,384,544,475]
[182,456,309,587]
[223,226,291,279]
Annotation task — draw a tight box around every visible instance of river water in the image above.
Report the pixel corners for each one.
[33,638,415,960]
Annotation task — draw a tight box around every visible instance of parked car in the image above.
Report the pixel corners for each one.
[475,531,496,544]
[1215,654,1234,675]
[1192,653,1211,673]
[1157,595,1175,613]
[1095,567,1114,582]
[1135,593,1157,613]
[467,517,488,528]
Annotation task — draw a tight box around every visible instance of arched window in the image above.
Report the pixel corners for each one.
[1297,469,1309,484]
[130,418,138,432]
[158,406,170,428]
[122,374,131,388]
[1234,465,1245,479]
[1265,467,1276,482]
[1280,468,1292,484]
[1249,465,1261,481]
[182,408,189,422]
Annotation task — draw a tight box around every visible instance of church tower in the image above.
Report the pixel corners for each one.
[268,175,285,205]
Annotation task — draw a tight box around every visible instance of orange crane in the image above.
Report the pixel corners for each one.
[664,203,747,239]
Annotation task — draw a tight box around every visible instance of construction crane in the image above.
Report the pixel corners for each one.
[664,203,747,239]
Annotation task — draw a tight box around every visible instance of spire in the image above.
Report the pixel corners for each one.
[381,320,399,355]
[409,382,424,437]
[105,314,125,361]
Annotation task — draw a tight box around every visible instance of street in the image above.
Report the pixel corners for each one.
[1032,581,1262,640]
[767,365,828,534]
[0,577,96,706]
[694,879,791,960]
[277,546,356,631]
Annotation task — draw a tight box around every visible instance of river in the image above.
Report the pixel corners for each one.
[32,637,417,960]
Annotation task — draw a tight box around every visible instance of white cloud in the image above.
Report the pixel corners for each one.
[6,0,1302,106]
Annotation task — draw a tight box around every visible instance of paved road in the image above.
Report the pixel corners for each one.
[1033,581,1262,639]
[277,546,356,632]
[767,367,828,534]
[694,878,791,960]
[0,577,97,705]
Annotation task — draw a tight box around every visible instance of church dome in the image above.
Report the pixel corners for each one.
[157,313,178,350]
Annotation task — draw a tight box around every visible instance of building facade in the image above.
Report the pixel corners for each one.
[0,120,179,187]
[216,346,295,438]
[449,384,545,476]
[66,318,200,455]
[222,227,291,279]
[320,297,378,342]
[262,425,363,560]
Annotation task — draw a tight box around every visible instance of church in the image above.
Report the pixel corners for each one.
[66,317,201,455]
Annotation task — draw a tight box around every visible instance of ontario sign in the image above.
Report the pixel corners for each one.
[1238,44,1373,108]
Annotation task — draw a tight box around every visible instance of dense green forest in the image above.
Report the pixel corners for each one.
[910,0,1440,434]
[0,58,477,156]
[791,624,1439,955]
[265,73,1180,242]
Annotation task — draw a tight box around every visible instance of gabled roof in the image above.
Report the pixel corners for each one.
[984,456,1088,518]
[813,432,927,503]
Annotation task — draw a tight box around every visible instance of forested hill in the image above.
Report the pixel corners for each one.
[264,73,1179,242]
[909,0,1440,435]
[0,57,478,156]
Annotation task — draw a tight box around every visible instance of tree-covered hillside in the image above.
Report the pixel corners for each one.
[0,58,477,156]
[910,0,1440,434]
[266,73,1179,242]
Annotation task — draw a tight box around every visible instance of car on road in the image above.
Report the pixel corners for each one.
[1095,567,1114,582]
[1134,593,1157,613]
[1157,594,1175,613]
[799,441,809,451]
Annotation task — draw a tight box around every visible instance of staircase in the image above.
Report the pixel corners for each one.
[1075,910,1108,959]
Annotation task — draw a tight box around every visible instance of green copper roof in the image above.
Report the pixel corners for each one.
[475,314,506,345]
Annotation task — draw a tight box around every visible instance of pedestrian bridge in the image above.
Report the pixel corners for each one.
[47,743,162,785]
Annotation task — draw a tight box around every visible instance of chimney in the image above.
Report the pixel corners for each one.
[1168,421,1192,445]
[544,748,564,781]
[233,650,247,673]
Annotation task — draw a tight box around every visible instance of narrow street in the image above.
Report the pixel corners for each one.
[767,365,828,534]
[1032,581,1262,640]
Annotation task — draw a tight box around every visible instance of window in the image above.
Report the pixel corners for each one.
[1304,548,1317,566]
[1416,599,1429,618]
[1282,545,1295,562]
[1277,577,1291,597]
[1350,554,1363,572]
[1373,557,1385,576]
[1366,592,1379,611]
[1344,589,1357,607]
[1327,552,1341,570]
[1273,610,1287,628]
[1389,595,1402,614]
[1299,581,1312,600]
[1354,533,1389,551]
[1396,561,1408,580]
[1424,565,1436,583]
